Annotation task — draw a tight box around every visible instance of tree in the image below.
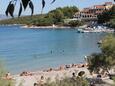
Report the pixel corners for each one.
[87,35,115,75]
[100,35,115,59]
[61,6,79,18]
[49,9,64,24]
[68,20,84,27]
[109,19,115,28]
[87,53,109,74]
[98,5,115,24]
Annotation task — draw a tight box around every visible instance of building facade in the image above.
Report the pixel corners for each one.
[74,2,113,21]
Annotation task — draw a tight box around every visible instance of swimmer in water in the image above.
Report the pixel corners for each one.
[51,50,53,54]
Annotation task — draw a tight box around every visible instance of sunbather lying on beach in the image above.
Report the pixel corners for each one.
[20,71,33,76]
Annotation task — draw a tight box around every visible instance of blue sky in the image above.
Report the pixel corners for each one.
[0,0,114,15]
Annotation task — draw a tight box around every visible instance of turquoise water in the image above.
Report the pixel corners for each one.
[0,25,106,74]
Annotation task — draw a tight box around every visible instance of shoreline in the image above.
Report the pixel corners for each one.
[4,62,114,86]
[0,24,73,29]
[6,62,115,86]
[21,25,115,33]
[0,24,114,33]
[12,62,87,75]
[21,25,73,29]
[12,63,90,86]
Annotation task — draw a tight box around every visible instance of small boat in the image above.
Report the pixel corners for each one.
[77,29,84,33]
[97,40,102,44]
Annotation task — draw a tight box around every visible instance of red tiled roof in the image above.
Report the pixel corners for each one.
[94,5,105,9]
[105,2,112,5]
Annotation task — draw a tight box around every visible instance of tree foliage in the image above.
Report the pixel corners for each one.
[68,20,84,27]
[98,5,115,28]
[100,34,115,59]
[87,35,115,74]
[44,77,88,86]
[109,19,115,28]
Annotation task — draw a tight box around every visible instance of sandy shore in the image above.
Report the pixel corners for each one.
[3,64,115,86]
[13,67,90,86]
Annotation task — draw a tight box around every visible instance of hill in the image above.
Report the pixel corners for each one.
[0,6,79,26]
[0,14,11,20]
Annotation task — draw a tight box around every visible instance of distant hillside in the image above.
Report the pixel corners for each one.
[0,6,79,26]
[0,14,45,25]
[0,14,10,20]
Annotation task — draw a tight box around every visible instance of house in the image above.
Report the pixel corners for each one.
[73,2,113,21]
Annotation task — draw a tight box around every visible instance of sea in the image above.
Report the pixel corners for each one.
[0,25,107,74]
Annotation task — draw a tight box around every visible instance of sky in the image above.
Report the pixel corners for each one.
[0,0,114,15]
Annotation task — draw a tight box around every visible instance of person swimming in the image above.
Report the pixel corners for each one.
[51,50,53,54]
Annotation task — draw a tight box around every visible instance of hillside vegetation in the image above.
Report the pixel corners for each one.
[0,6,80,26]
[98,5,115,28]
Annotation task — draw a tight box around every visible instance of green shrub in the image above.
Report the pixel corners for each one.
[0,60,15,86]
[68,20,84,27]
[44,77,89,86]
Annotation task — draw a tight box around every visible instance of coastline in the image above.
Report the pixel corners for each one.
[21,25,73,29]
[12,63,90,86]
[21,25,115,33]
[5,63,115,86]
[0,24,114,33]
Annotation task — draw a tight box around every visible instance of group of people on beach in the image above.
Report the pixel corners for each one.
[1,62,88,86]
[3,63,87,79]
[44,63,87,72]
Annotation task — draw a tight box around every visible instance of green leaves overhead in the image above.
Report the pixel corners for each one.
[42,0,45,9]
[29,1,34,16]
[21,0,30,10]
[18,3,22,17]
[5,1,15,17]
[18,0,34,17]
[51,0,56,4]
[6,0,51,17]
[41,0,46,14]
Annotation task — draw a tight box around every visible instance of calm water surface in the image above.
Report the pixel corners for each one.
[0,25,106,74]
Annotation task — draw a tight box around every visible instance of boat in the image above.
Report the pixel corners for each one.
[97,40,102,44]
[77,29,84,33]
